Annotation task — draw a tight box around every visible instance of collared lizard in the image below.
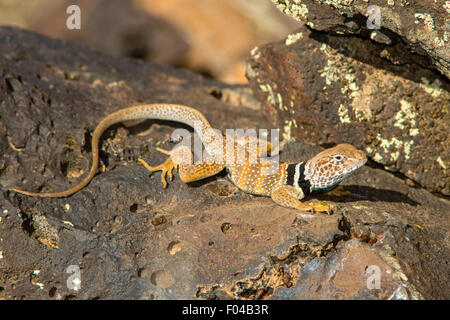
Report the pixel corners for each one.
[11,104,367,212]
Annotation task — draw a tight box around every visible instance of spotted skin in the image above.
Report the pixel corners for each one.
[11,104,367,212]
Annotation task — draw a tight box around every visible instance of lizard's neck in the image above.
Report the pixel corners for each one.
[284,162,312,196]
[302,159,338,194]
[304,158,346,193]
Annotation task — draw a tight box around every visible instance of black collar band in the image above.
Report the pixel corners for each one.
[286,163,296,186]
[297,162,311,196]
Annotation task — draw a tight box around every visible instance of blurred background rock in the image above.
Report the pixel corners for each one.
[0,0,300,83]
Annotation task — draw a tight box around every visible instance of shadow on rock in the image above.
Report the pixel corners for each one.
[315,185,420,206]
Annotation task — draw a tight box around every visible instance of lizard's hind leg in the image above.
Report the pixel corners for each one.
[178,162,225,183]
[138,146,225,187]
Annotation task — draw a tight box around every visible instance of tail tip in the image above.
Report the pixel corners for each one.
[10,187,37,197]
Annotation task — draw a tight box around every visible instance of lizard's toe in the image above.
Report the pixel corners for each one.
[138,157,177,188]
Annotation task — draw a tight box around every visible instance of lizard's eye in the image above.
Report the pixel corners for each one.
[334,155,343,161]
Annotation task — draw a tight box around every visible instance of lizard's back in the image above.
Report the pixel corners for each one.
[222,135,286,196]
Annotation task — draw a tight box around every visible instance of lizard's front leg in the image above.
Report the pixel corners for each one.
[270,185,330,213]
[138,147,178,188]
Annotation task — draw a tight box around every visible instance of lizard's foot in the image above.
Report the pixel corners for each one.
[308,201,331,214]
[138,153,177,188]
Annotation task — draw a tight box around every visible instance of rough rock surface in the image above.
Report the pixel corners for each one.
[0,27,449,300]
[0,0,300,83]
[272,0,450,80]
[247,23,449,195]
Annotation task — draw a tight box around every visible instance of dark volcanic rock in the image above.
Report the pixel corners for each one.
[272,0,450,80]
[246,24,449,195]
[0,27,448,300]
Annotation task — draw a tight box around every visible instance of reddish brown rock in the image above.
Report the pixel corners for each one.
[246,25,449,195]
[0,27,448,300]
[0,0,300,84]
[272,0,450,80]
[270,240,419,300]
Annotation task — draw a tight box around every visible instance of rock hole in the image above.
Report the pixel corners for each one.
[130,203,145,213]
[151,215,166,226]
[48,286,57,298]
[21,214,35,236]
[167,241,181,255]
[129,203,138,213]
[209,88,222,100]
[221,222,232,234]
[137,267,146,278]
[145,195,154,205]
[82,129,92,153]
[150,270,174,288]
[4,78,14,92]
[60,160,69,178]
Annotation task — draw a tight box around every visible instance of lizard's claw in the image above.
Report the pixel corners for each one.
[138,157,178,188]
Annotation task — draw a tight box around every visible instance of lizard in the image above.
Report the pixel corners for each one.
[11,103,367,212]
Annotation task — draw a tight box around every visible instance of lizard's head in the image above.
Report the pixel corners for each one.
[305,144,367,192]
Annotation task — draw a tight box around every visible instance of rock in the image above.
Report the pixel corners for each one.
[134,0,301,83]
[270,239,421,300]
[1,0,300,84]
[30,0,191,73]
[246,24,450,195]
[271,0,450,80]
[0,27,448,300]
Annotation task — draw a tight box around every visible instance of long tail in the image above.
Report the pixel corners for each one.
[11,104,212,197]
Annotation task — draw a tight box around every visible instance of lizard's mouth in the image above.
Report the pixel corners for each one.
[345,158,367,175]
[355,157,367,168]
[334,157,367,182]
